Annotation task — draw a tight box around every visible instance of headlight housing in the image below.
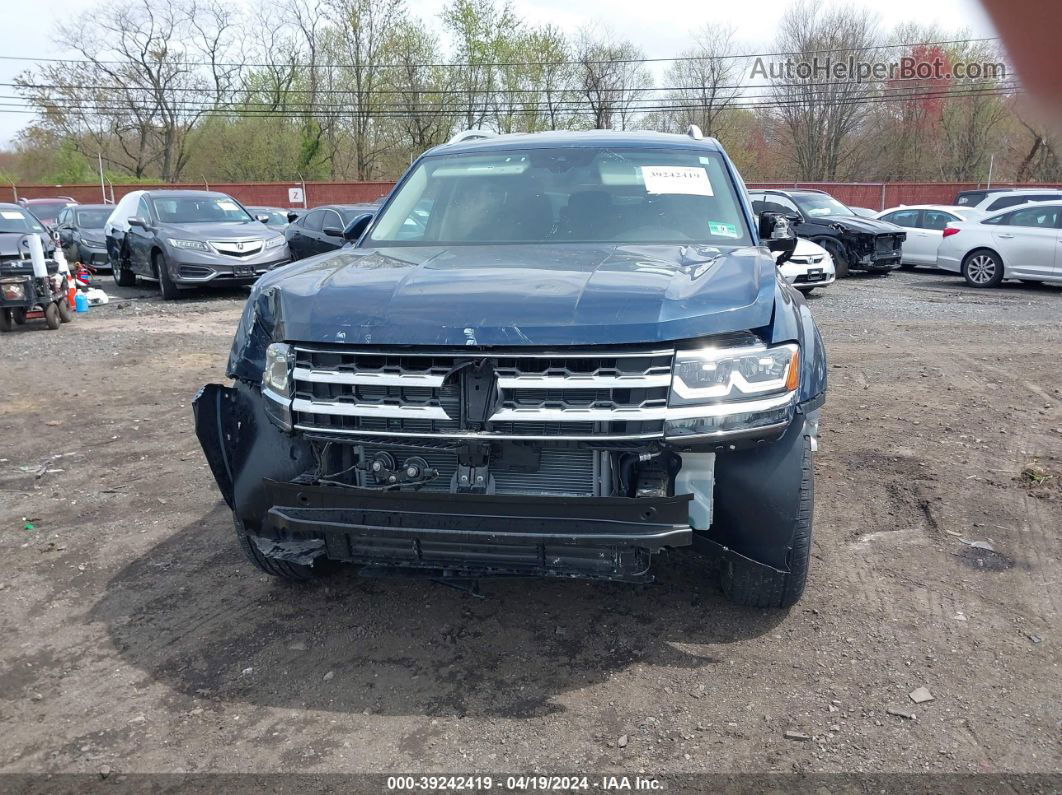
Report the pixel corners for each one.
[168,238,211,252]
[265,235,286,249]
[264,342,293,398]
[1,281,26,300]
[665,342,799,439]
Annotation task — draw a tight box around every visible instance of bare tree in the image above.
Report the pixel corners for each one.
[576,29,652,130]
[660,25,742,139]
[766,1,879,180]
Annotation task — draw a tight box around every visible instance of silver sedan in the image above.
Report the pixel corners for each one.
[874,205,976,267]
[935,201,1062,287]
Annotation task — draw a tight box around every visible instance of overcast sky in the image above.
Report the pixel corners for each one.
[0,0,998,148]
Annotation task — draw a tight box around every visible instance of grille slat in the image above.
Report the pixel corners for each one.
[292,346,675,440]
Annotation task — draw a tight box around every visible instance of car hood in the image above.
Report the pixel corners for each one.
[802,215,903,234]
[158,221,276,240]
[228,243,779,380]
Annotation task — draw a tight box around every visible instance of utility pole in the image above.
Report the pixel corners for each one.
[98,153,107,202]
[986,154,995,188]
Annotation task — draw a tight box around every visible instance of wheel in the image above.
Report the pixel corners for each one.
[57,297,74,323]
[821,240,849,277]
[112,248,136,287]
[962,249,1004,288]
[155,250,182,300]
[233,514,324,581]
[0,309,12,332]
[12,308,26,325]
[44,302,61,330]
[719,435,813,609]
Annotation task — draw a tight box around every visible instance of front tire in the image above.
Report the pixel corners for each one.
[44,302,61,330]
[719,436,813,609]
[0,309,12,332]
[233,514,323,581]
[58,298,74,323]
[155,250,182,300]
[113,248,136,287]
[962,249,1004,288]
[821,240,850,278]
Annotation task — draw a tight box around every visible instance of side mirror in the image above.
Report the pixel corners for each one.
[322,225,344,238]
[286,212,299,223]
[343,213,373,241]
[758,212,797,265]
[128,216,148,230]
[256,214,270,224]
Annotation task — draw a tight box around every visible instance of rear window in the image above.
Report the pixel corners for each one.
[367,147,751,247]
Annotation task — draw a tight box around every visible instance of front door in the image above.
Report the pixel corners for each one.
[991,205,1061,281]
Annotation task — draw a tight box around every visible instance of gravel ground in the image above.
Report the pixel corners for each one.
[0,268,1060,780]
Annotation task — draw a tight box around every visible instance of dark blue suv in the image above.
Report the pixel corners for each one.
[195,129,827,608]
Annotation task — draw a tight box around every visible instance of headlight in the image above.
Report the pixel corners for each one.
[168,238,211,252]
[265,235,286,249]
[1,282,26,300]
[263,342,293,398]
[665,342,799,439]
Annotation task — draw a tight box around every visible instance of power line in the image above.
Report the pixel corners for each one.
[0,36,1003,71]
[4,76,1021,114]
[0,84,1020,119]
[6,67,1011,97]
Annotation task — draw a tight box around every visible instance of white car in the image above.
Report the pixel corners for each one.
[935,200,1062,287]
[957,188,1062,216]
[777,238,835,293]
[874,205,976,267]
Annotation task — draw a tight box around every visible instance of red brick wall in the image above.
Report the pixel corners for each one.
[6,180,1059,211]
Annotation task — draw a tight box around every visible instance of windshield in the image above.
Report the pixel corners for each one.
[0,207,46,235]
[793,193,854,218]
[76,209,112,228]
[28,201,71,223]
[367,147,751,247]
[151,196,252,224]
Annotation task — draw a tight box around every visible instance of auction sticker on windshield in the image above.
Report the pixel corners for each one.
[1,211,26,220]
[640,166,714,196]
[708,220,739,238]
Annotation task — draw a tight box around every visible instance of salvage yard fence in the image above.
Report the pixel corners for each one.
[6,180,1059,211]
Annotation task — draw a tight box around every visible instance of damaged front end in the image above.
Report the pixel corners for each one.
[833,225,906,272]
[194,293,825,586]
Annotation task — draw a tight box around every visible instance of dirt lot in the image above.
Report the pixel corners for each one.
[1,269,1060,779]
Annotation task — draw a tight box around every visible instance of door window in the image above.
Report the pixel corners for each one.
[302,209,325,231]
[753,194,800,215]
[883,209,920,227]
[921,210,958,230]
[136,197,153,222]
[1003,206,1061,228]
[322,210,344,234]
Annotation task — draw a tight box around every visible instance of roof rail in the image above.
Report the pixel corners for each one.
[686,124,704,141]
[447,129,497,145]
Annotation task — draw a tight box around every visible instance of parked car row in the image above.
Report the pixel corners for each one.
[875,198,1062,287]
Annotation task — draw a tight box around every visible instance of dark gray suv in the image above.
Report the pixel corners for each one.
[104,190,291,299]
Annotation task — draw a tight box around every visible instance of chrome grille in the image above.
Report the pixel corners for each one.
[291,346,674,440]
[211,239,263,257]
